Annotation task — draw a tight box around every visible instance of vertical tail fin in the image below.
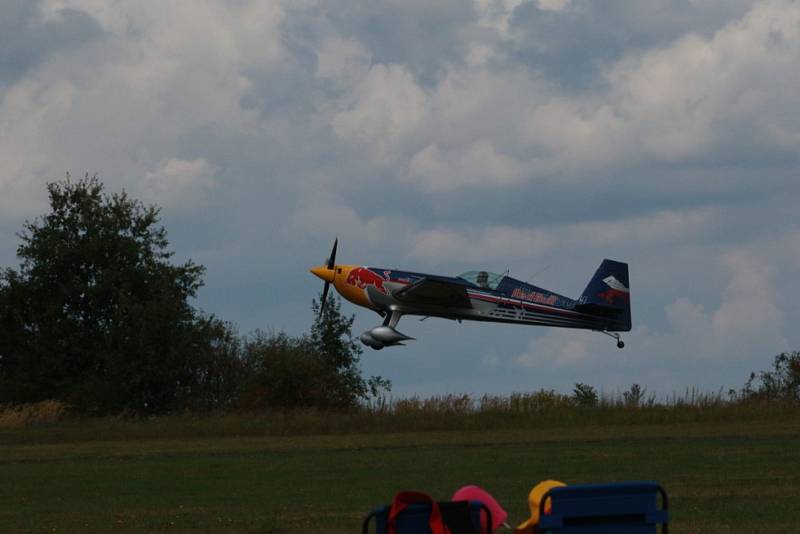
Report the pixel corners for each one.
[576,259,631,331]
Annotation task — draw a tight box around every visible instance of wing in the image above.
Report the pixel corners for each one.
[392,277,473,309]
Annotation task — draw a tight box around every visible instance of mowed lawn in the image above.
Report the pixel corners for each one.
[2,417,800,533]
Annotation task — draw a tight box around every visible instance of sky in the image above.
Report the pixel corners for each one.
[1,0,799,398]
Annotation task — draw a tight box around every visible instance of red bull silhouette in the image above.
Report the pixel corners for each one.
[346,267,389,294]
[597,275,630,305]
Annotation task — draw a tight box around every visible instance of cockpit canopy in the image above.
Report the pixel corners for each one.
[458,270,504,290]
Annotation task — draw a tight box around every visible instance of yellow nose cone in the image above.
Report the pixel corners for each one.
[310,265,335,283]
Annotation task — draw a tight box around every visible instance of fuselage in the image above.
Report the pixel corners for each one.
[319,265,629,333]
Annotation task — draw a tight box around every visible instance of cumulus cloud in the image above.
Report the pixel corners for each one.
[409,207,719,265]
[286,190,417,252]
[710,250,784,344]
[0,0,283,218]
[607,0,800,159]
[141,158,216,209]
[404,140,526,191]
[0,1,102,89]
[510,247,788,393]
[331,63,428,165]
[314,36,371,86]
[327,0,800,191]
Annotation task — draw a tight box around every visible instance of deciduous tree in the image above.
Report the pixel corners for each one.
[0,175,232,414]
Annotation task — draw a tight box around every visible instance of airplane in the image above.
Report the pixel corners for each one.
[310,239,631,350]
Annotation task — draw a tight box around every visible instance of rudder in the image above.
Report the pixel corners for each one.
[576,259,631,331]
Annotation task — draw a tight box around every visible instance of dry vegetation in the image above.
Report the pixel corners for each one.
[0,400,66,427]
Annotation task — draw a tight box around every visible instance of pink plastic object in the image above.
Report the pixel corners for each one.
[452,485,508,532]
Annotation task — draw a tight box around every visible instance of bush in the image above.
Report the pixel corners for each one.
[621,383,655,408]
[572,383,599,407]
[238,331,328,410]
[741,351,800,402]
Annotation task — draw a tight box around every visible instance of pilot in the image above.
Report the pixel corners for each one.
[477,271,490,289]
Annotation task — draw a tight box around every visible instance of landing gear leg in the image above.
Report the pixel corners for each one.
[597,330,625,349]
[383,310,402,329]
[363,311,412,350]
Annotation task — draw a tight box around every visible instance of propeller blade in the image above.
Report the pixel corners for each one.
[319,238,337,319]
[320,281,330,317]
[327,238,338,270]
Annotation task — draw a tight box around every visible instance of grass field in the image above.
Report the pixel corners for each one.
[2,406,800,533]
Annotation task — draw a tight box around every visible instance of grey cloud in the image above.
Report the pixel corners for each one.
[317,0,477,85]
[0,1,103,90]
[506,0,753,90]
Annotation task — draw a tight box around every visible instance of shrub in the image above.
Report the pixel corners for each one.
[0,400,67,427]
[572,383,599,407]
[741,351,800,402]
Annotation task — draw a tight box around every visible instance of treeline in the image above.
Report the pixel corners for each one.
[0,176,388,415]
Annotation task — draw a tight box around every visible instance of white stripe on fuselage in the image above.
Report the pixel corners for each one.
[466,289,581,317]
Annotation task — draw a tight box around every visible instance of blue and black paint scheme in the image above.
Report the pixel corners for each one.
[356,260,631,333]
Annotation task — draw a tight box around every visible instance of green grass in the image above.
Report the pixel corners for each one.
[2,409,800,532]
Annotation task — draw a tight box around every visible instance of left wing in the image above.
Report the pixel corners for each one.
[392,277,473,309]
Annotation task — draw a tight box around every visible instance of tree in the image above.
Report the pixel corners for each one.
[238,330,331,409]
[310,294,391,408]
[310,294,368,407]
[0,175,231,414]
[237,294,391,410]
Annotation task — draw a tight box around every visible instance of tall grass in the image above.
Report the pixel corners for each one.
[0,400,66,427]
[369,387,736,414]
[2,389,797,446]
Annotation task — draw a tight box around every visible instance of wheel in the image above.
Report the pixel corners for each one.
[617,340,625,349]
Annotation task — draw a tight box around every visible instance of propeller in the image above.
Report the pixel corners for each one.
[319,238,338,317]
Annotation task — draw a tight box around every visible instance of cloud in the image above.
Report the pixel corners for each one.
[506,0,754,88]
[314,36,371,86]
[404,140,526,191]
[410,226,552,264]
[327,0,800,194]
[511,246,788,391]
[0,0,284,219]
[0,1,103,89]
[408,207,719,265]
[606,0,800,160]
[331,64,428,165]
[537,0,571,11]
[286,190,416,252]
[141,158,216,210]
[515,334,589,369]
[710,250,784,344]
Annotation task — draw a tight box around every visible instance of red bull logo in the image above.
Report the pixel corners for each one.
[511,287,558,306]
[598,275,630,305]
[346,267,388,294]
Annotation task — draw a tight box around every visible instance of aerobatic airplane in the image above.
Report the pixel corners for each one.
[310,239,631,350]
